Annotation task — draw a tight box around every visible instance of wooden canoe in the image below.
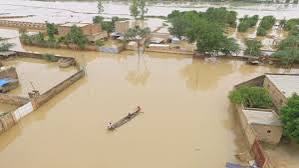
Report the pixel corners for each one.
[107,107,141,131]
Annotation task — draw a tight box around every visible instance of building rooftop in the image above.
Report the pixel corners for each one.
[266,74,299,98]
[60,22,89,27]
[243,109,282,126]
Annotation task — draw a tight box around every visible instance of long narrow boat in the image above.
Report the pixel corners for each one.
[107,106,142,131]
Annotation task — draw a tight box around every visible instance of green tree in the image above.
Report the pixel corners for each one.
[273,35,299,66]
[125,26,150,55]
[93,16,104,24]
[97,0,104,14]
[101,21,114,34]
[257,16,276,36]
[130,0,139,19]
[245,39,262,56]
[65,25,88,49]
[138,0,148,20]
[229,86,273,109]
[280,94,299,144]
[0,38,14,52]
[45,22,58,40]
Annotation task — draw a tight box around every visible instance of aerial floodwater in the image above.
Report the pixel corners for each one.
[0,0,299,168]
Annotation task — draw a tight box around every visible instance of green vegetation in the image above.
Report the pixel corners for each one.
[20,23,89,49]
[93,16,104,24]
[284,18,299,35]
[130,0,148,20]
[167,8,239,56]
[229,86,273,109]
[244,39,262,56]
[0,37,14,52]
[237,15,259,32]
[45,22,58,40]
[130,0,140,19]
[273,35,299,66]
[280,94,299,144]
[95,39,104,46]
[93,16,127,35]
[64,25,89,49]
[124,26,150,41]
[257,16,276,36]
[42,53,59,62]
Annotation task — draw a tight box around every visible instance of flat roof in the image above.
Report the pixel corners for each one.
[243,109,282,126]
[266,74,299,98]
[60,22,89,27]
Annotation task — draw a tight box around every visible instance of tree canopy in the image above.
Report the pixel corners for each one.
[244,39,262,56]
[257,16,276,36]
[280,94,299,144]
[167,8,239,56]
[273,35,299,65]
[130,0,148,20]
[0,38,14,52]
[65,25,88,49]
[238,15,259,32]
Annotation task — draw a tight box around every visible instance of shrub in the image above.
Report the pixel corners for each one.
[238,15,259,32]
[245,39,262,56]
[95,39,104,46]
[42,53,59,62]
[257,16,276,36]
[280,94,299,144]
[229,86,273,109]
[257,27,267,36]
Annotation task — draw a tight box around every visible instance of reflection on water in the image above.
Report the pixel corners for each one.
[181,58,233,91]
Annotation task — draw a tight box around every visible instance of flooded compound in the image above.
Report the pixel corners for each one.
[0,46,298,168]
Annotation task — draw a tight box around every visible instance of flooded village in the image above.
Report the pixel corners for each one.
[0,0,299,168]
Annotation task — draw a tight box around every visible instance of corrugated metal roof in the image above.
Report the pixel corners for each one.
[243,109,282,126]
[266,74,299,98]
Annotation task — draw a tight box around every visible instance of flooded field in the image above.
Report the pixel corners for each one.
[0,0,299,25]
[1,44,299,167]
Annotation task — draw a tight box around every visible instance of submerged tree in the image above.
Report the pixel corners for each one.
[245,39,262,56]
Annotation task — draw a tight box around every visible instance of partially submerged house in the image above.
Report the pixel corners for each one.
[234,73,299,145]
[58,23,108,42]
[241,107,282,145]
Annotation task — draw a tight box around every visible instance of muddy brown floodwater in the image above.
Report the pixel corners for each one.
[0,44,299,168]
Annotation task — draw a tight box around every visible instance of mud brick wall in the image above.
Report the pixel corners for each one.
[33,70,84,108]
[235,75,266,88]
[0,112,16,134]
[0,94,30,106]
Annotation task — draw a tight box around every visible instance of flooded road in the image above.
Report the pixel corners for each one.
[0,44,299,167]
